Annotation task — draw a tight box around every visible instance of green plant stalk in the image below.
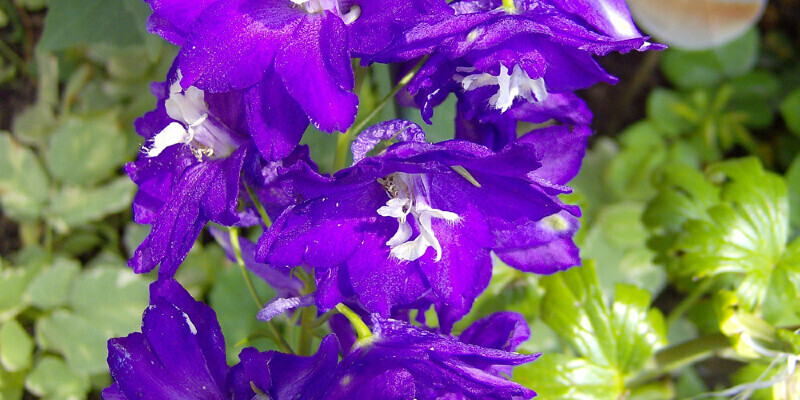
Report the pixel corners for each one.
[336,303,373,342]
[626,334,730,387]
[332,56,429,171]
[229,228,295,354]
[294,267,318,356]
[245,184,272,228]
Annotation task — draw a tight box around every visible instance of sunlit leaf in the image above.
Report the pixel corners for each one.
[514,354,622,400]
[0,319,33,372]
[24,356,89,400]
[0,134,50,220]
[540,262,666,373]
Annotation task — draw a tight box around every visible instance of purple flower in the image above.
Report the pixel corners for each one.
[127,69,253,277]
[369,0,660,122]
[455,91,592,151]
[322,313,538,400]
[103,278,229,399]
[103,278,341,400]
[258,120,584,330]
[145,0,420,159]
[104,279,537,400]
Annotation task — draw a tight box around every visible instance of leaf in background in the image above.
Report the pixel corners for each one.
[780,87,800,138]
[540,262,666,373]
[69,266,151,337]
[0,367,24,400]
[11,53,58,147]
[35,310,109,375]
[210,266,277,364]
[37,0,150,52]
[46,113,128,186]
[0,267,32,323]
[728,71,780,129]
[46,178,136,233]
[513,353,622,400]
[24,356,89,400]
[786,154,800,231]
[0,319,33,372]
[23,257,80,310]
[668,159,789,310]
[582,203,666,297]
[0,134,50,221]
[660,29,759,89]
[646,89,693,137]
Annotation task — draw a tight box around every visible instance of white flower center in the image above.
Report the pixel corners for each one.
[376,172,459,262]
[457,64,548,112]
[145,73,239,161]
[291,0,360,24]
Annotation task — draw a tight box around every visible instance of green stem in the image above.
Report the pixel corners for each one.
[294,268,318,356]
[229,228,295,354]
[626,334,730,387]
[336,303,373,342]
[332,56,429,171]
[245,184,272,228]
[229,228,263,308]
[501,0,517,13]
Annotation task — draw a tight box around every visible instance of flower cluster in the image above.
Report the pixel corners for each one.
[109,0,659,397]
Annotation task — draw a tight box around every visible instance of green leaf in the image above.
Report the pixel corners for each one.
[210,266,277,364]
[540,262,666,373]
[23,258,80,309]
[0,134,50,220]
[37,0,151,52]
[0,268,31,323]
[728,72,780,129]
[24,356,89,400]
[580,203,665,296]
[781,87,800,137]
[69,266,150,337]
[35,310,109,375]
[660,29,759,89]
[47,178,136,232]
[659,158,789,309]
[0,367,24,400]
[46,113,128,186]
[0,319,33,372]
[513,354,622,400]
[788,154,800,231]
[646,89,693,137]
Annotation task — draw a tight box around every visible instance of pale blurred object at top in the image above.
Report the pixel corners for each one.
[627,0,767,49]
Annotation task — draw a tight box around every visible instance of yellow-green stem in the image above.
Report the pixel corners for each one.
[229,228,295,354]
[245,184,272,228]
[336,303,373,342]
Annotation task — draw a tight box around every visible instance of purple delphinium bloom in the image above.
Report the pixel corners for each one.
[144,0,445,160]
[455,91,592,151]
[103,278,229,399]
[103,278,342,400]
[127,67,256,277]
[258,120,584,330]
[142,0,360,159]
[369,0,661,123]
[321,313,538,399]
